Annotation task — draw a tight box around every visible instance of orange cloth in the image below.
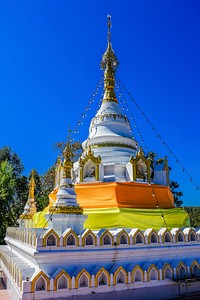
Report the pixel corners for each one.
[75,182,174,209]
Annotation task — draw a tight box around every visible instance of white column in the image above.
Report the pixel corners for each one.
[91,275,95,287]
[144,271,148,282]
[159,269,162,280]
[173,268,177,278]
[110,273,113,286]
[72,276,75,289]
[128,272,131,283]
[50,278,54,291]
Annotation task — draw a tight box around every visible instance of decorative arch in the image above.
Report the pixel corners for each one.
[63,229,79,247]
[188,230,197,242]
[113,267,128,285]
[190,261,200,277]
[145,229,158,244]
[79,147,101,182]
[117,230,130,245]
[75,269,91,288]
[95,268,110,286]
[100,230,113,246]
[147,265,159,281]
[130,147,151,182]
[162,264,173,280]
[82,229,96,246]
[43,229,60,247]
[54,270,71,290]
[177,262,187,279]
[132,230,144,244]
[132,266,144,283]
[150,232,158,244]
[31,271,50,292]
[163,231,172,243]
[176,230,185,243]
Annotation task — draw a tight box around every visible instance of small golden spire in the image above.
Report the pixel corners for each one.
[100,15,119,103]
[28,170,35,199]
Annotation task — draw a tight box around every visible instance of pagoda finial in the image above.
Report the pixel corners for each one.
[100,15,119,103]
[107,15,112,44]
[29,170,35,199]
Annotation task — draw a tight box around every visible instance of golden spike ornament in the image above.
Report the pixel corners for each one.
[101,15,119,103]
[28,171,35,199]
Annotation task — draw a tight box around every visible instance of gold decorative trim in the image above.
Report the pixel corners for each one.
[176,262,187,278]
[75,269,91,289]
[92,113,130,124]
[31,271,50,292]
[63,229,79,247]
[130,147,151,182]
[113,266,128,285]
[82,229,97,246]
[54,270,72,290]
[132,229,145,244]
[190,260,200,276]
[42,229,60,247]
[162,264,174,280]
[132,266,144,282]
[94,267,110,286]
[79,147,101,182]
[49,206,83,215]
[147,264,160,281]
[146,229,159,244]
[102,98,118,103]
[116,229,130,245]
[100,229,114,246]
[162,230,173,243]
[19,214,32,220]
[175,230,186,242]
[91,142,136,150]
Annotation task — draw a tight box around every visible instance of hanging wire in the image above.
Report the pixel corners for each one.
[150,184,168,228]
[70,77,103,142]
[116,81,149,153]
[38,82,104,237]
[117,76,200,191]
[38,195,62,238]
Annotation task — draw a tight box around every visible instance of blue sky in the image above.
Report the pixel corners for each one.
[0,1,199,206]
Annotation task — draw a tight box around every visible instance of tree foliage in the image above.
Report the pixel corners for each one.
[0,147,28,244]
[184,207,200,228]
[28,167,55,211]
[0,161,16,244]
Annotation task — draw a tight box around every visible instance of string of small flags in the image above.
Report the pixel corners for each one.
[116,82,149,154]
[117,76,200,191]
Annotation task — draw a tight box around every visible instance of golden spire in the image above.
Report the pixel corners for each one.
[20,170,37,220]
[62,141,73,179]
[100,15,119,103]
[28,170,35,199]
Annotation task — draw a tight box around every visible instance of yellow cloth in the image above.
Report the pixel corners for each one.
[83,207,190,230]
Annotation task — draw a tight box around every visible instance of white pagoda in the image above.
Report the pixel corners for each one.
[0,16,200,300]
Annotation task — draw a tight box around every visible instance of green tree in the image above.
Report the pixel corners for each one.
[28,167,55,212]
[170,181,183,207]
[0,161,16,244]
[0,147,28,244]
[184,207,200,228]
[0,146,23,176]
